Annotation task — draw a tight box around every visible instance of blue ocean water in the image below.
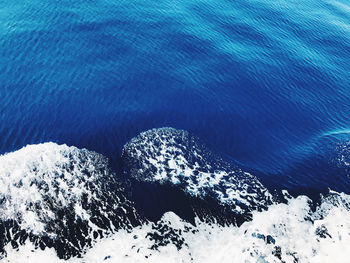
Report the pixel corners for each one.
[1,0,350,194]
[2,1,350,261]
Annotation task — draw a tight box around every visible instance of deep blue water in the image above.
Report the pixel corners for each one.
[1,0,350,194]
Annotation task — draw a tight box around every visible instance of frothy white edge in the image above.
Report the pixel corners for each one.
[2,191,350,263]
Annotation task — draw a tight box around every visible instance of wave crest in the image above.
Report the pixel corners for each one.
[123,128,271,214]
[0,143,140,258]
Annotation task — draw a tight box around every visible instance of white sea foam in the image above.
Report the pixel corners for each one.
[0,143,139,258]
[335,141,350,168]
[0,142,125,233]
[0,143,90,233]
[2,191,350,262]
[1,136,350,262]
[123,128,271,213]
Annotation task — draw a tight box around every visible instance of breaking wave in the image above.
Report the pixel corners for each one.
[0,143,140,259]
[122,128,272,214]
[3,192,350,262]
[0,128,350,262]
